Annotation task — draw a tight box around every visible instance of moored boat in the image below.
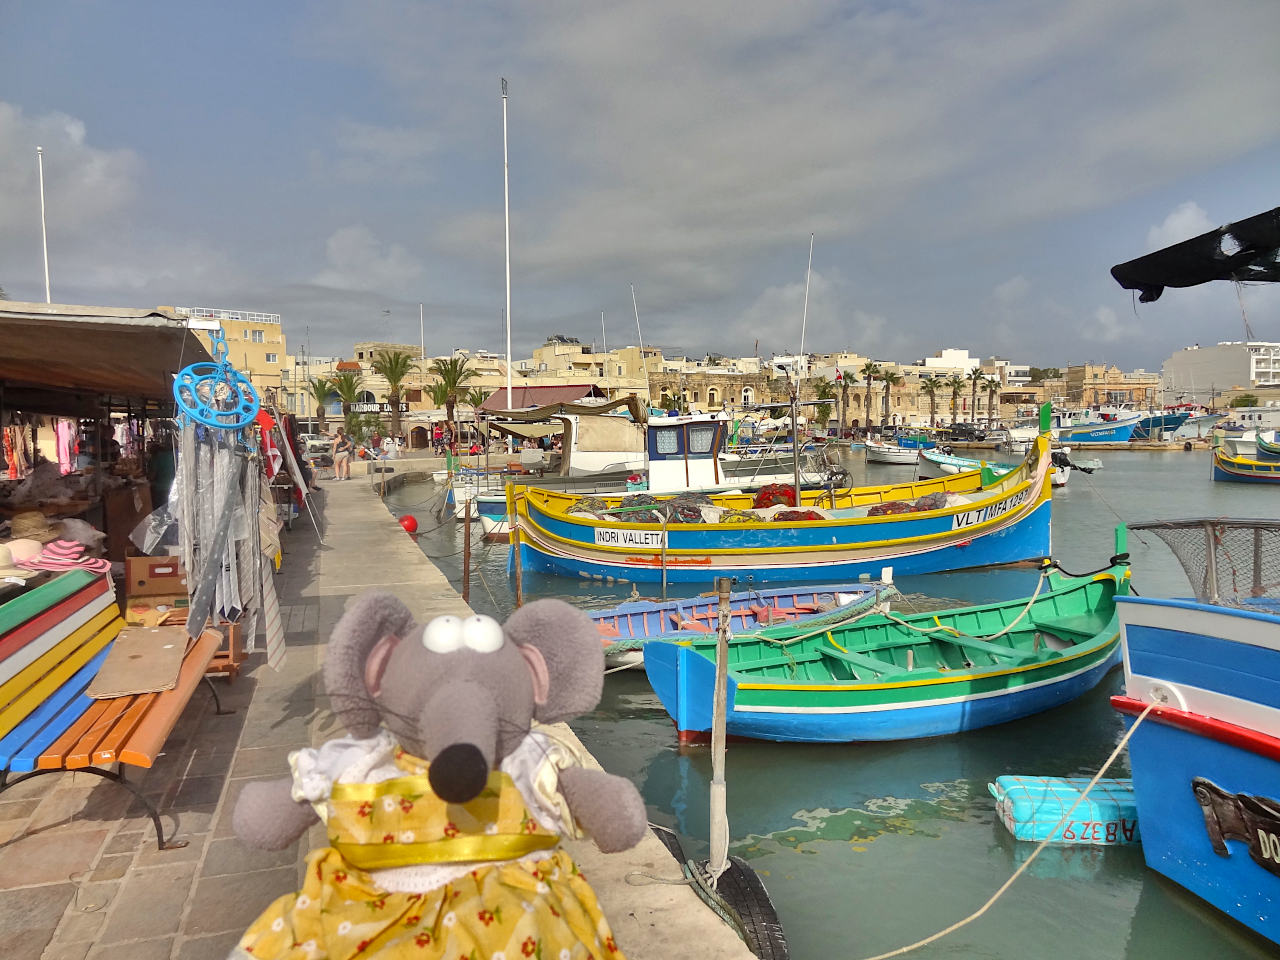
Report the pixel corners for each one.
[864,439,921,464]
[643,544,1130,742]
[918,448,1072,487]
[1211,443,1280,484]
[508,409,1055,584]
[1112,518,1280,946]
[592,579,895,669]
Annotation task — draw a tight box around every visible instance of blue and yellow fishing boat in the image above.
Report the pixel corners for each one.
[507,408,1055,584]
[1212,441,1280,484]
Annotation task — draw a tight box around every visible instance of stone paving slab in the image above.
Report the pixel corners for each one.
[1,479,753,960]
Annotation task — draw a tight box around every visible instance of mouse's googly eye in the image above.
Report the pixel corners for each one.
[461,615,504,653]
[422,616,463,653]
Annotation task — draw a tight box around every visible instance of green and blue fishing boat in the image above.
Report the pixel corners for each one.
[644,535,1131,743]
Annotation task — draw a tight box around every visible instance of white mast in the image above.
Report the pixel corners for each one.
[601,310,607,354]
[37,146,51,303]
[419,302,425,360]
[502,78,513,410]
[793,234,814,501]
[630,285,652,405]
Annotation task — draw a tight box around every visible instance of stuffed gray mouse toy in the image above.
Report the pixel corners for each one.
[228,592,647,960]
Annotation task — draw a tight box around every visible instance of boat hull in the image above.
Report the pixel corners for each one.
[1057,417,1140,443]
[1132,412,1192,440]
[1212,448,1280,484]
[865,442,920,464]
[647,637,1120,742]
[1114,596,1280,945]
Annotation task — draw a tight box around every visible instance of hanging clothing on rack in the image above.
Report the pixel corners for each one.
[55,418,78,475]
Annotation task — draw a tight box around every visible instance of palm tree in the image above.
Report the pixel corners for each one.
[966,368,985,425]
[369,350,418,440]
[881,370,902,426]
[859,361,880,431]
[838,373,850,436]
[983,376,1001,427]
[329,371,364,432]
[946,376,965,425]
[306,376,332,434]
[465,386,488,410]
[429,355,479,442]
[812,377,837,431]
[919,378,942,427]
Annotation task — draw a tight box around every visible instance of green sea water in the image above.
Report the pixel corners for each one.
[386,448,1277,959]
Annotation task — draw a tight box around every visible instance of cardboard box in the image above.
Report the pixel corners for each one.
[123,594,190,626]
[125,556,188,597]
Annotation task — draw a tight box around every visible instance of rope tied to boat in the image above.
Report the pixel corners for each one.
[854,700,1157,960]
[875,565,1051,643]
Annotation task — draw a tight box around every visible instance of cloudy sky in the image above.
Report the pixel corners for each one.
[3,1,1279,370]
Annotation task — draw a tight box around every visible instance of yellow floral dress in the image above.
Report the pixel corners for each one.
[233,737,624,960]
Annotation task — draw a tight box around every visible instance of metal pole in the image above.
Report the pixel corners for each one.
[463,501,472,603]
[37,146,51,303]
[419,302,425,360]
[502,79,513,411]
[707,575,733,884]
[601,310,607,354]
[631,285,652,406]
[508,484,523,608]
[799,232,814,362]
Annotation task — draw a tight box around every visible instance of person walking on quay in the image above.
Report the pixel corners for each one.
[331,427,354,480]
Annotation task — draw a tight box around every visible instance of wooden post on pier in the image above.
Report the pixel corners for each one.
[463,500,472,603]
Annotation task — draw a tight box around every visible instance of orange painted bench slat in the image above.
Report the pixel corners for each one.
[90,692,158,766]
[38,698,118,770]
[118,629,222,768]
[66,698,135,769]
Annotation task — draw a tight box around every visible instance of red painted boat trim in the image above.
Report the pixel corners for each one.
[1111,695,1280,763]
[0,577,110,664]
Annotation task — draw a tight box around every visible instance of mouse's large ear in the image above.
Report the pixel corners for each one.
[324,591,416,738]
[504,599,603,723]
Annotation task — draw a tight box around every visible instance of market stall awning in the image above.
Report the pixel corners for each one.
[1111,206,1280,302]
[486,394,647,423]
[0,301,213,412]
[478,384,607,412]
[486,421,563,440]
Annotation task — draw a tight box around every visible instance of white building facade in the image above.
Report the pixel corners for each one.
[1162,341,1280,405]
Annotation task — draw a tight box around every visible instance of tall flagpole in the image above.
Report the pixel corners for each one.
[37,146,51,303]
[419,302,425,360]
[502,79,513,410]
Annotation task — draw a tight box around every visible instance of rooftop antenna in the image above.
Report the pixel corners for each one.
[502,78,513,410]
[37,146,51,303]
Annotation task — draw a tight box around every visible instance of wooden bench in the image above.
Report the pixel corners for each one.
[0,570,231,850]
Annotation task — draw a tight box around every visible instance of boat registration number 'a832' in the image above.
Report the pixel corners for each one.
[594,528,666,549]
[951,486,1033,531]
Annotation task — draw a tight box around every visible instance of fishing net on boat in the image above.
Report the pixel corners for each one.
[1131,519,1280,610]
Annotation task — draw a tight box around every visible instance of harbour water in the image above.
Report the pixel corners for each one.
[384,449,1275,959]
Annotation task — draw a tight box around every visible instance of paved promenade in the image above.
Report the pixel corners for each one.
[2,474,753,960]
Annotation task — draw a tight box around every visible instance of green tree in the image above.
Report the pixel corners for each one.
[1230,394,1260,408]
[428,355,479,442]
[812,376,837,430]
[329,370,364,432]
[306,376,332,434]
[1028,366,1060,384]
[881,370,902,425]
[983,376,1001,427]
[465,386,489,409]
[919,378,942,427]
[429,381,451,408]
[966,368,984,423]
[859,361,880,430]
[369,350,418,439]
[946,376,965,424]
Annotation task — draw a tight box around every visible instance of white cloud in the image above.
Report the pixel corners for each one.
[1080,305,1131,343]
[311,226,423,294]
[1146,201,1215,252]
[325,120,439,183]
[994,276,1030,304]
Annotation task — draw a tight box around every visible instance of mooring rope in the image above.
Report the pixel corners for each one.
[855,700,1156,960]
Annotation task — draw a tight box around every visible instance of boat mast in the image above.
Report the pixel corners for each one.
[793,234,814,503]
[502,78,513,411]
[631,285,652,406]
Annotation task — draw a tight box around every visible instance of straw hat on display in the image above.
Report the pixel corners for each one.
[0,544,36,580]
[5,539,43,564]
[9,511,60,543]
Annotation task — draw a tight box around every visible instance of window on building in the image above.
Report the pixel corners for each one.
[265,353,278,363]
[655,427,679,454]
[689,424,715,454]
[708,388,719,405]
[406,389,422,402]
[252,330,264,343]
[617,365,623,376]
[281,368,290,380]
[242,330,249,339]
[741,387,754,404]
[692,391,700,403]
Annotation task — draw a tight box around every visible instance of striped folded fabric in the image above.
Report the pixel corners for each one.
[18,538,112,574]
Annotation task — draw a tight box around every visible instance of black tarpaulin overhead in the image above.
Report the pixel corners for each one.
[1110,206,1280,302]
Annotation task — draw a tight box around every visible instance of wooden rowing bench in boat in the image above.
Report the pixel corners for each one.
[0,570,232,849]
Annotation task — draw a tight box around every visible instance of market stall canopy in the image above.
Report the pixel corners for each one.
[486,394,647,423]
[1111,206,1280,302]
[477,384,607,412]
[486,421,563,441]
[0,301,214,413]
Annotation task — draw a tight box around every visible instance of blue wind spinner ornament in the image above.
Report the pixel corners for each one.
[173,328,260,431]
